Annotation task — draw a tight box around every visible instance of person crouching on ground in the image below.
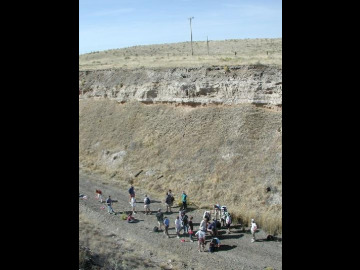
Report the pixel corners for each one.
[156,208,164,231]
[163,216,170,238]
[127,212,136,223]
[250,218,258,243]
[144,194,151,215]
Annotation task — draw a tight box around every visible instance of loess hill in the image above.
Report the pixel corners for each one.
[79,38,282,234]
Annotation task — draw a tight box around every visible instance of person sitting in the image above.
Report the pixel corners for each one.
[209,237,221,253]
[127,212,136,223]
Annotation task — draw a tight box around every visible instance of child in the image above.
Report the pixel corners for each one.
[188,216,194,242]
[195,230,206,252]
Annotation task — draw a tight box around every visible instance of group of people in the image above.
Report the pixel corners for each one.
[95,185,259,252]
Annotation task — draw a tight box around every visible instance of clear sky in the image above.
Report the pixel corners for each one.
[79,0,282,54]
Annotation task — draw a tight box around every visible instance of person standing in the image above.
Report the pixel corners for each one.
[180,191,187,211]
[175,215,182,238]
[144,194,151,215]
[225,212,232,234]
[199,217,208,232]
[128,184,135,202]
[165,193,174,213]
[188,216,194,242]
[106,196,116,215]
[130,196,136,214]
[163,216,170,238]
[95,189,103,202]
[180,211,189,234]
[195,230,206,252]
[156,208,164,231]
[250,219,258,243]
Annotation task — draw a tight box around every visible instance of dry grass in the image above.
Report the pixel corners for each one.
[79,38,281,70]
[79,100,282,234]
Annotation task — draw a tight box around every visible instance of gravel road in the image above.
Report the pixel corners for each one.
[79,170,282,270]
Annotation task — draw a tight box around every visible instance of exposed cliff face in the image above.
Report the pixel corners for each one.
[79,65,282,233]
[79,65,282,108]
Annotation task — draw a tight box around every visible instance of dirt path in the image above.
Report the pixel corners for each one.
[79,170,282,270]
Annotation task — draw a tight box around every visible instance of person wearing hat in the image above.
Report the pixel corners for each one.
[250,218,258,243]
[155,208,164,231]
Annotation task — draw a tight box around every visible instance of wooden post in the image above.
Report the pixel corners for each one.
[207,36,209,55]
[189,17,194,56]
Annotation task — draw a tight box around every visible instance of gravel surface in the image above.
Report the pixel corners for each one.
[79,170,282,270]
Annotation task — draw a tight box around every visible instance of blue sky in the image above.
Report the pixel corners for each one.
[79,0,282,54]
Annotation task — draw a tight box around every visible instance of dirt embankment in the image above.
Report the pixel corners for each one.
[79,65,282,234]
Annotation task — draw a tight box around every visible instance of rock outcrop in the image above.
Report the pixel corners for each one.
[79,65,282,108]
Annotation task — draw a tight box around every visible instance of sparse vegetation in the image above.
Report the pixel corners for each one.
[79,38,282,70]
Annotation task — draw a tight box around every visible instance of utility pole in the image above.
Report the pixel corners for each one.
[207,36,209,55]
[188,17,194,56]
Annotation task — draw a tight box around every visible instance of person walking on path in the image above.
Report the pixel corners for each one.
[156,208,164,231]
[188,216,194,242]
[163,216,170,238]
[106,196,116,215]
[130,196,136,214]
[144,194,151,215]
[175,215,182,238]
[195,230,206,252]
[180,191,187,211]
[250,218,258,243]
[128,184,135,202]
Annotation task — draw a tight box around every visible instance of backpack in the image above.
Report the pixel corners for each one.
[153,226,159,232]
[166,195,172,204]
[145,197,150,204]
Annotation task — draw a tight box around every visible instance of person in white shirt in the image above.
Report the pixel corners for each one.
[195,230,206,252]
[130,196,136,214]
[250,218,258,243]
[175,216,182,238]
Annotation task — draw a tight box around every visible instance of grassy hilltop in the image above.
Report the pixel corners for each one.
[79,38,281,70]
